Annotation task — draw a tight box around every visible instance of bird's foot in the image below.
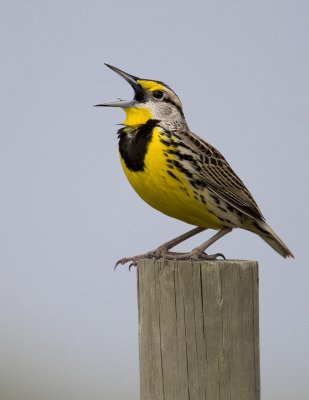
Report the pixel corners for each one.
[114,246,171,270]
[114,247,225,270]
[169,251,225,261]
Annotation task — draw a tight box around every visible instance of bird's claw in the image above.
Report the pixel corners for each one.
[114,249,226,270]
[128,262,137,271]
[199,252,225,260]
[114,257,138,271]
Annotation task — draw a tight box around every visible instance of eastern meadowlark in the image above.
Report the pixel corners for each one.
[96,64,293,266]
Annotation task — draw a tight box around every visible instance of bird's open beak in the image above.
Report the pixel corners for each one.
[94,64,145,108]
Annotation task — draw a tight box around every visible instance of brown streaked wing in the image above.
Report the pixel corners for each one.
[185,130,265,221]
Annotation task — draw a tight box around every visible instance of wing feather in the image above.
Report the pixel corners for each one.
[184,130,265,221]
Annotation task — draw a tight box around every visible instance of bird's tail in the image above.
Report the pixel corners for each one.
[249,220,294,258]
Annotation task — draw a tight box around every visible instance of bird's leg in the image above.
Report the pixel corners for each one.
[147,227,232,262]
[175,227,233,260]
[152,226,206,254]
[115,227,206,269]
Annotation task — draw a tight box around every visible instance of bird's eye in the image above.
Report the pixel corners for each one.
[152,90,164,100]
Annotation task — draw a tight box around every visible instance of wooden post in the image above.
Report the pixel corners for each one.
[137,259,260,400]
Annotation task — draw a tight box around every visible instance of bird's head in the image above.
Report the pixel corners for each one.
[96,64,186,127]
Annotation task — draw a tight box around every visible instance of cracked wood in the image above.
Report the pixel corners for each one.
[137,259,260,400]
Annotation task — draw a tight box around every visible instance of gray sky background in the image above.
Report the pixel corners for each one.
[1,1,308,399]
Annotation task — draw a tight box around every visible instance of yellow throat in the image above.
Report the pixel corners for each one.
[123,107,152,126]
[123,80,165,126]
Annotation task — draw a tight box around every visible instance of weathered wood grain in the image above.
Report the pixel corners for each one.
[137,259,260,400]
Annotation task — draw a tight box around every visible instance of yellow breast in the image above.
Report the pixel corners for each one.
[119,127,223,229]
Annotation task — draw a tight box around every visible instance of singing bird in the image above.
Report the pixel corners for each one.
[96,64,293,266]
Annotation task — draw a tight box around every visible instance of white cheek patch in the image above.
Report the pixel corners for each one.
[150,102,178,119]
